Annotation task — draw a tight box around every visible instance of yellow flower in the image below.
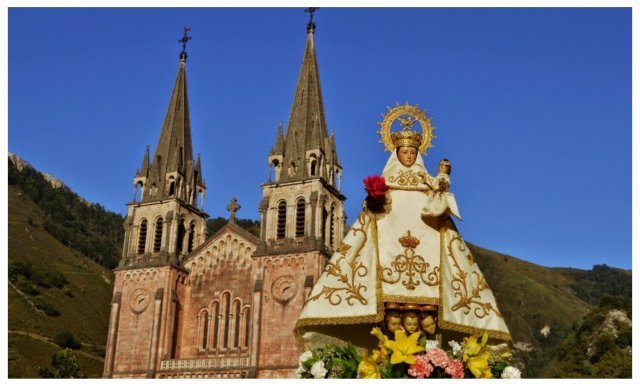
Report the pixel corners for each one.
[370,348,385,363]
[466,351,493,378]
[462,336,480,361]
[371,327,390,355]
[358,354,381,379]
[462,332,489,362]
[387,330,424,365]
[371,327,385,341]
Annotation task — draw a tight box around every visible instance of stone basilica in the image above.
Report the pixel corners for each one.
[103,16,347,378]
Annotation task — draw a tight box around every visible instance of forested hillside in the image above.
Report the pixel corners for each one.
[8,155,124,268]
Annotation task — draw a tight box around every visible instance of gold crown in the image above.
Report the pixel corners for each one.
[398,230,420,249]
[391,130,423,149]
[378,102,435,154]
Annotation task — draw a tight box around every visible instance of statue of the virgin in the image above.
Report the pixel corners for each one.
[295,103,511,350]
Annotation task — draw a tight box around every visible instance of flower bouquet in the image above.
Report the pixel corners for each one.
[296,327,520,379]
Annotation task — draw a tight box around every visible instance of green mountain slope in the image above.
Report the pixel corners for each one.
[470,244,593,345]
[8,184,114,378]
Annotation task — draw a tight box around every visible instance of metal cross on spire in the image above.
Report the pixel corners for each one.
[178,25,192,62]
[305,7,319,33]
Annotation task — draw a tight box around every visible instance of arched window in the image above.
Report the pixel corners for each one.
[187,221,196,253]
[295,198,305,238]
[223,293,231,349]
[168,177,176,197]
[233,301,241,348]
[197,188,205,209]
[212,302,220,350]
[270,159,280,182]
[310,156,317,176]
[134,181,143,201]
[243,308,251,348]
[153,217,163,252]
[176,217,185,255]
[137,219,147,254]
[277,200,287,239]
[201,310,209,349]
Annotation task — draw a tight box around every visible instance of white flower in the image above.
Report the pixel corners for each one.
[299,350,313,364]
[448,340,462,355]
[295,365,306,379]
[310,360,328,378]
[426,339,441,350]
[501,366,521,379]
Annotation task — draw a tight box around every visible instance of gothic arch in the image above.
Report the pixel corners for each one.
[309,154,318,176]
[270,159,281,182]
[134,181,143,201]
[168,176,176,197]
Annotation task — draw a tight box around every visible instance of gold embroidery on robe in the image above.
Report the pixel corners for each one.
[446,236,503,319]
[306,212,370,306]
[381,230,440,290]
[387,170,428,187]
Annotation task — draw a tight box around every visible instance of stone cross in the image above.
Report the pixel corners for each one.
[226,197,241,223]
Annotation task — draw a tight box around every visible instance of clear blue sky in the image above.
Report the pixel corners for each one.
[8,8,631,270]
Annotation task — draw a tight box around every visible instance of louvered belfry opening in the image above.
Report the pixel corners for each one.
[295,198,305,237]
[137,219,148,254]
[277,201,287,239]
[153,217,163,252]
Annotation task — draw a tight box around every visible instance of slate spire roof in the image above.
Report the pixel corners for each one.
[138,49,205,203]
[271,19,340,183]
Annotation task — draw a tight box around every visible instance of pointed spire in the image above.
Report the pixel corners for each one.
[195,153,205,187]
[270,121,285,155]
[278,9,339,183]
[139,27,203,205]
[137,145,150,177]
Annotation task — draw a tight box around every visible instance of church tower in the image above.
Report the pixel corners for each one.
[103,29,208,377]
[253,11,346,377]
